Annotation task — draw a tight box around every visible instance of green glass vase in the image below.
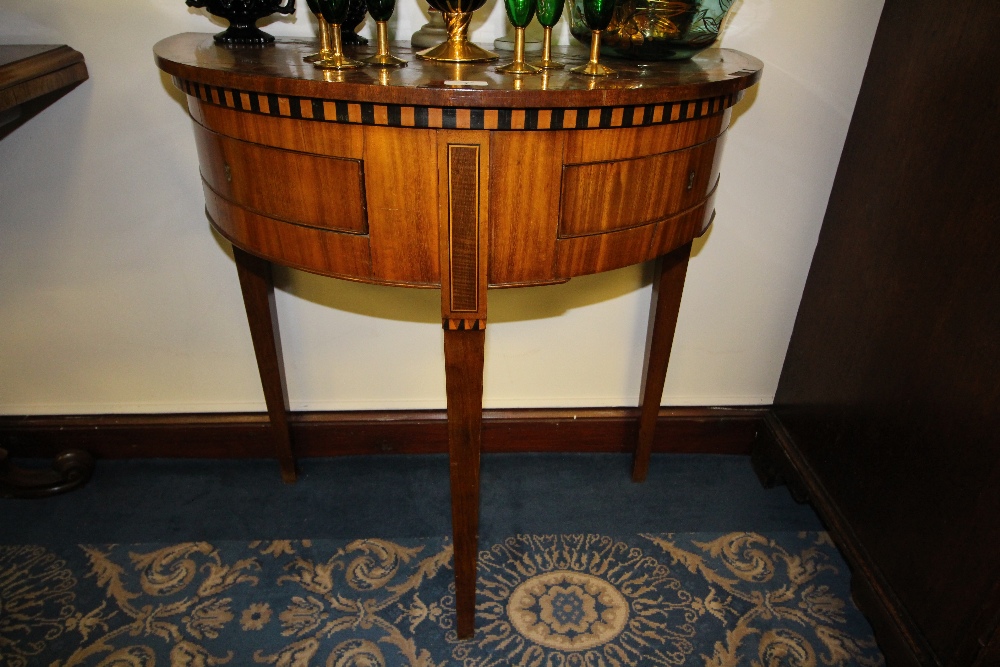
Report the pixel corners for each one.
[568,0,735,61]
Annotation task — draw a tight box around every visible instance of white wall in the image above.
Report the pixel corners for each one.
[0,0,884,415]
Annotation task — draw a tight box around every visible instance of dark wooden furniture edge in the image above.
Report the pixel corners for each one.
[752,411,935,667]
[0,406,764,458]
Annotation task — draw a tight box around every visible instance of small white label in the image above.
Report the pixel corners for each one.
[444,80,489,87]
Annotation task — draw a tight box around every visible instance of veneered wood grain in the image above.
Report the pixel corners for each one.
[190,99,364,157]
[364,125,441,285]
[204,184,373,281]
[562,112,728,163]
[649,182,717,256]
[489,130,564,286]
[193,123,368,233]
[559,138,720,237]
[555,200,708,277]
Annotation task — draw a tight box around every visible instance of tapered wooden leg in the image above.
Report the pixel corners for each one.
[632,243,693,482]
[443,326,485,640]
[233,246,297,483]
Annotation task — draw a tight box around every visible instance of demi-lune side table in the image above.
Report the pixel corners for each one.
[153,33,761,638]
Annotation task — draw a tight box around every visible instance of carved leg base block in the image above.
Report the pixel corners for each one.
[0,447,94,499]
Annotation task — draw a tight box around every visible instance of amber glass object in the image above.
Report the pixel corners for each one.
[569,0,734,60]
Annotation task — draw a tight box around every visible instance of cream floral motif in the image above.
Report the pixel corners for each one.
[644,532,884,667]
[0,534,883,666]
[242,602,274,630]
[460,534,702,666]
[0,545,79,667]
[508,570,629,651]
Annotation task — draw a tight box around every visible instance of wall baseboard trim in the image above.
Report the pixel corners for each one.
[0,406,765,459]
[753,411,934,667]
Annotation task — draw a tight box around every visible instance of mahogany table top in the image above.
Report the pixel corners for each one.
[153,33,762,109]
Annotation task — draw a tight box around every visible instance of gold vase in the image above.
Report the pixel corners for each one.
[416,10,498,62]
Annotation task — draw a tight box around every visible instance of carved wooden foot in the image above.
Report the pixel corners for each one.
[0,447,94,498]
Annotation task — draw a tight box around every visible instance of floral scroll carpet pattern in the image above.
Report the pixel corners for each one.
[0,533,883,666]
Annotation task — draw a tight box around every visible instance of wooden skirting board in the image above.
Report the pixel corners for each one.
[0,407,763,459]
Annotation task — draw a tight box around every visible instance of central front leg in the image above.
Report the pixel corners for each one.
[443,323,485,640]
[437,132,491,639]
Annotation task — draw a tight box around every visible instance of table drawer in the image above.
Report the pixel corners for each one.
[193,123,368,234]
[559,137,720,238]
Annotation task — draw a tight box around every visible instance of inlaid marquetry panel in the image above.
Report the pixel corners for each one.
[176,77,741,132]
[438,132,490,328]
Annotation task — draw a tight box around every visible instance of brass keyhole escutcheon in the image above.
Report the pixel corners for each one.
[224,163,232,183]
[687,170,696,191]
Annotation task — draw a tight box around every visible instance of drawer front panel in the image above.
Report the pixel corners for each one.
[559,138,719,238]
[204,183,372,281]
[193,123,367,234]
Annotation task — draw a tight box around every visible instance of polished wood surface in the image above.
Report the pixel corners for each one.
[154,33,761,108]
[0,45,92,498]
[770,2,1000,664]
[155,34,761,637]
[233,247,297,483]
[0,407,767,459]
[632,243,691,482]
[0,45,87,115]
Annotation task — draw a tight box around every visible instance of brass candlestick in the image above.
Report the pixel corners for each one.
[366,21,407,67]
[571,29,614,76]
[497,27,540,74]
[417,7,498,62]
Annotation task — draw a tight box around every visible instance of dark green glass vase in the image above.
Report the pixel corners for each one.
[568,0,735,60]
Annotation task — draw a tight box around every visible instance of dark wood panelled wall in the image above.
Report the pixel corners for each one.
[759,2,1000,665]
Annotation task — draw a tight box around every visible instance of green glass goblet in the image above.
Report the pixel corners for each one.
[365,0,407,67]
[532,0,564,69]
[314,0,365,70]
[496,0,540,74]
[570,0,615,76]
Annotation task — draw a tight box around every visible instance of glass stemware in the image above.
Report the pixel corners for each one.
[496,0,540,74]
[365,0,407,67]
[570,0,615,76]
[304,0,331,63]
[533,0,564,69]
[313,0,365,70]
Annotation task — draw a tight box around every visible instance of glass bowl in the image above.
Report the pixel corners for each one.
[567,0,735,61]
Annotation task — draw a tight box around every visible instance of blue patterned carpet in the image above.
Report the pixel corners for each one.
[0,454,884,665]
[2,532,882,666]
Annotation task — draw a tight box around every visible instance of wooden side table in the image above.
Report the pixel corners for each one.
[0,45,93,498]
[154,33,761,637]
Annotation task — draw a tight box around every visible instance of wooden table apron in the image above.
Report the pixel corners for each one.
[154,33,761,639]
